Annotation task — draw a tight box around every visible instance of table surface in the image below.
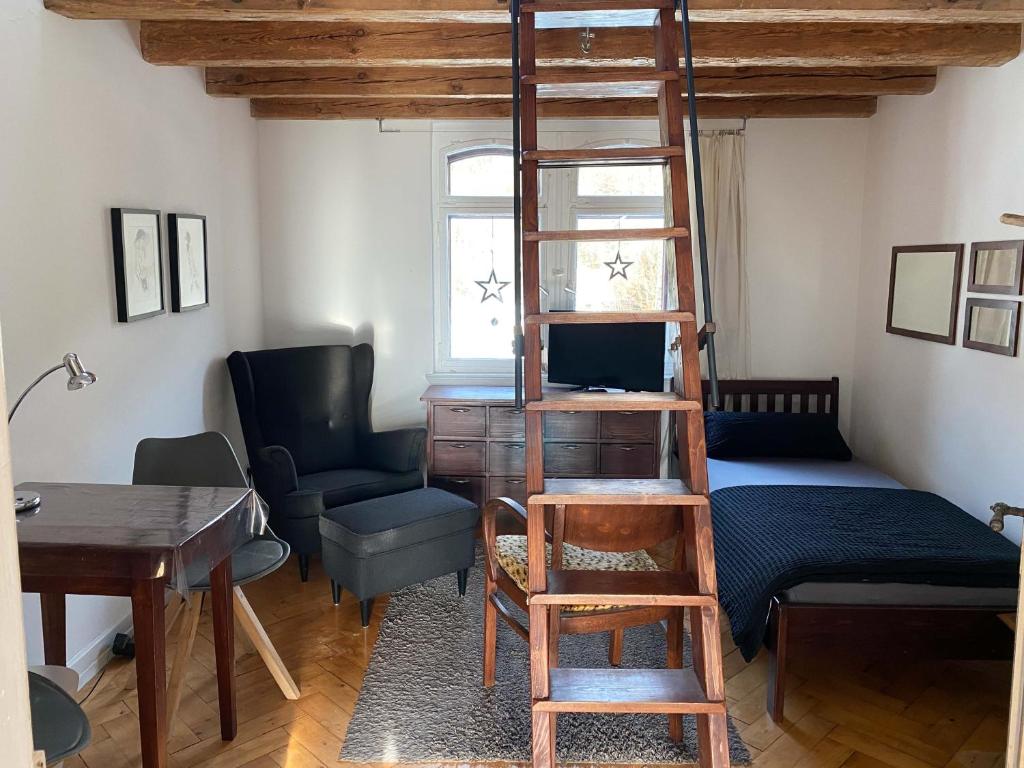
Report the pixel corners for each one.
[15,482,254,551]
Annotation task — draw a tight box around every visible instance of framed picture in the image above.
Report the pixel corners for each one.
[963,298,1020,356]
[111,208,165,323]
[886,244,964,345]
[168,214,209,312]
[967,239,1024,295]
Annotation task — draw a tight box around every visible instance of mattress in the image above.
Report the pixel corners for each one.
[708,457,904,492]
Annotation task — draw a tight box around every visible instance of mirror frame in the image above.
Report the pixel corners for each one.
[962,297,1020,357]
[886,243,964,345]
[967,239,1024,295]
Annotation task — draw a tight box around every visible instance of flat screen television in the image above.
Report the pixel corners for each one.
[547,319,666,392]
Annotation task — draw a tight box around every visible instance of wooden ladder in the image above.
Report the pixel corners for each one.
[514,2,730,767]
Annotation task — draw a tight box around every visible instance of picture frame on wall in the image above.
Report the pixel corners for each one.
[886,244,964,345]
[111,208,165,323]
[967,239,1024,295]
[168,213,209,312]
[963,298,1020,357]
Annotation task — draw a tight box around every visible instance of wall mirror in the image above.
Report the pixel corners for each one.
[968,239,1024,295]
[963,298,1020,356]
[886,244,964,345]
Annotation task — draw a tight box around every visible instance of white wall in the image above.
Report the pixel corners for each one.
[0,2,263,676]
[851,57,1024,543]
[258,118,868,430]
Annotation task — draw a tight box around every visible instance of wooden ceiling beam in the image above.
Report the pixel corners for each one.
[249,95,878,119]
[45,0,1024,23]
[206,65,937,98]
[140,20,1022,68]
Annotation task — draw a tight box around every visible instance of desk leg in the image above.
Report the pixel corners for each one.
[210,556,237,740]
[131,577,167,768]
[40,593,66,666]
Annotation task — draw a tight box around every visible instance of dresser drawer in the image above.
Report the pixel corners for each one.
[489,441,526,476]
[433,404,486,438]
[601,410,658,442]
[544,442,599,475]
[433,440,485,474]
[488,476,528,506]
[600,443,656,477]
[544,411,598,440]
[430,476,485,507]
[489,406,525,438]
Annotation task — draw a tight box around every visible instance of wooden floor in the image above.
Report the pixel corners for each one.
[65,554,1012,768]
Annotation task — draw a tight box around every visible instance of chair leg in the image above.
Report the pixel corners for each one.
[608,627,624,667]
[298,555,310,582]
[360,598,374,628]
[667,608,683,743]
[167,593,204,728]
[233,586,300,701]
[331,580,342,606]
[483,588,497,688]
[457,568,469,596]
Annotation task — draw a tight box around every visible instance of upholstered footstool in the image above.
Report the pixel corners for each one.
[319,487,480,626]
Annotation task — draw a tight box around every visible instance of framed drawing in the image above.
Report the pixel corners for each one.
[963,298,1020,357]
[111,208,165,323]
[967,240,1024,295]
[168,214,209,312]
[886,244,964,345]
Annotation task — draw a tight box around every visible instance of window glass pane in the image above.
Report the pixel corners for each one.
[449,215,515,359]
[573,216,666,311]
[577,164,663,197]
[448,152,513,197]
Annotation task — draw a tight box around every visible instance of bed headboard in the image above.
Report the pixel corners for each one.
[700,377,840,424]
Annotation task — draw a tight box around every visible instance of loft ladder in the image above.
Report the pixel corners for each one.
[509,1,730,767]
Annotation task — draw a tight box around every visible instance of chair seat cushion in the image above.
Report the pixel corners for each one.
[299,467,423,508]
[184,536,289,591]
[495,534,659,613]
[29,671,91,763]
[320,487,479,557]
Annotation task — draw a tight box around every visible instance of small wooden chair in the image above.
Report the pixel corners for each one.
[482,496,687,742]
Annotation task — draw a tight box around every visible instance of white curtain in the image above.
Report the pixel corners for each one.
[687,132,750,379]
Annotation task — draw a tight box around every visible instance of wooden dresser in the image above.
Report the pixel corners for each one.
[421,385,661,508]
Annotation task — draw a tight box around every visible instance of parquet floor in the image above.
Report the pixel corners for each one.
[65,554,1012,768]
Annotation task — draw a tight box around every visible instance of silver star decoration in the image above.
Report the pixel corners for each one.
[475,269,510,303]
[605,253,634,280]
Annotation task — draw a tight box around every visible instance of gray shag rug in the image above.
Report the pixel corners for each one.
[340,551,750,765]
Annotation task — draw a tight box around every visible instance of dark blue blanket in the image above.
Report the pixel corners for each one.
[711,485,1020,661]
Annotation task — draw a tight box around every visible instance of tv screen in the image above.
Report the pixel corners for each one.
[547,320,666,392]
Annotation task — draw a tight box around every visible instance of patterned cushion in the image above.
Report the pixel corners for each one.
[494,534,659,613]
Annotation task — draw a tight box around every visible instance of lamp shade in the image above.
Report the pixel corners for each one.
[62,353,96,391]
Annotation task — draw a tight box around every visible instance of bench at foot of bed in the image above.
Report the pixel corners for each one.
[765,589,1016,723]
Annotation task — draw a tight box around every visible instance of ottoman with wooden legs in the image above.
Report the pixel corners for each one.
[319,487,479,626]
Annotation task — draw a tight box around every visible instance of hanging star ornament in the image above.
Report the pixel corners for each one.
[605,252,634,281]
[475,269,510,303]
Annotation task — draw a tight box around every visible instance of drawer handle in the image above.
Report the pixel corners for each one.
[617,446,637,452]
[506,409,524,415]
[450,479,471,485]
[562,444,582,450]
[506,479,525,485]
[504,444,524,451]
[452,443,470,449]
[449,407,471,413]
[617,411,639,416]
[564,410,579,415]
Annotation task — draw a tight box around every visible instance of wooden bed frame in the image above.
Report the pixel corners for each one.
[702,377,1015,723]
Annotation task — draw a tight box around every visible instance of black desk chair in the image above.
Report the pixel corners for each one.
[227,344,426,580]
[132,431,300,726]
[30,671,91,765]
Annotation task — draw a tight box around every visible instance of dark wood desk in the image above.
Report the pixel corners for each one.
[16,482,262,768]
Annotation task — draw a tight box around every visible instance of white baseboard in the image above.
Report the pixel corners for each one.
[68,611,134,686]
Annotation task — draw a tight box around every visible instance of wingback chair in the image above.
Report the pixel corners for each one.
[228,344,426,580]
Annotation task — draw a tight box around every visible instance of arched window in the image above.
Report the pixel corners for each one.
[447,148,514,197]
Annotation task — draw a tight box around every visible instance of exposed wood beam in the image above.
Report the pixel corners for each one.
[249,95,878,119]
[206,64,937,98]
[140,21,1022,68]
[45,0,1024,23]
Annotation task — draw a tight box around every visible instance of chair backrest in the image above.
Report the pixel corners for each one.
[133,432,247,488]
[227,344,375,476]
[551,503,682,565]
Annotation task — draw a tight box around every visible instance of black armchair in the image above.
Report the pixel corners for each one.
[227,344,426,580]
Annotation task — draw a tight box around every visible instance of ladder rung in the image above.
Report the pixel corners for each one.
[530,478,707,506]
[531,570,716,608]
[535,668,726,714]
[524,71,679,99]
[524,227,688,243]
[524,146,683,168]
[521,1,671,29]
[526,391,700,412]
[525,311,694,325]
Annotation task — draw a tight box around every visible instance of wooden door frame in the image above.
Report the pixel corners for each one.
[1008,545,1024,767]
[0,324,38,764]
